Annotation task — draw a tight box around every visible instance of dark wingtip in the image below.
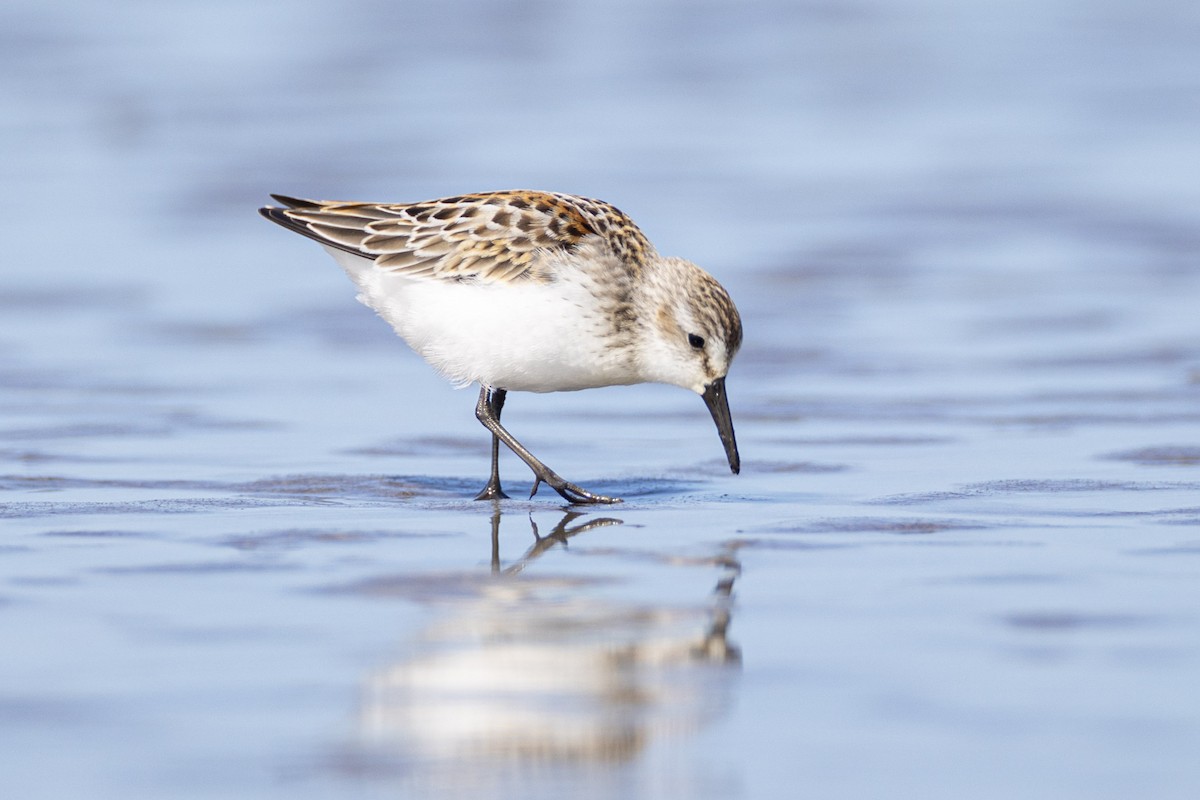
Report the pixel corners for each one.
[269,194,318,209]
[258,197,370,259]
[258,203,320,242]
[258,204,300,230]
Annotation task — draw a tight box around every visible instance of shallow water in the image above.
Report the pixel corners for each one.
[3,1,1200,798]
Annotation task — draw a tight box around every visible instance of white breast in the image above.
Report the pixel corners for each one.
[325,247,641,393]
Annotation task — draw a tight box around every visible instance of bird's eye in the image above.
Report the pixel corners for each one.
[687,333,705,350]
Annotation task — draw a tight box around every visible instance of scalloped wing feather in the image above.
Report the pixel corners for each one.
[268,191,644,284]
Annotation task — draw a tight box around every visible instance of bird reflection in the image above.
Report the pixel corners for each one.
[355,507,740,781]
[488,506,623,575]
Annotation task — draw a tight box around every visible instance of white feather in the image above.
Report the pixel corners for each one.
[325,246,642,392]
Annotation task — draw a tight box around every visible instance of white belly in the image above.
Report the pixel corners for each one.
[326,248,639,392]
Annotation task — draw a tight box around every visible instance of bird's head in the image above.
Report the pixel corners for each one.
[639,257,743,474]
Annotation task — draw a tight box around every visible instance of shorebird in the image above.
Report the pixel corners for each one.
[259,190,741,503]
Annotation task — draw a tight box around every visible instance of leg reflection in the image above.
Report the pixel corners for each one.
[487,506,623,574]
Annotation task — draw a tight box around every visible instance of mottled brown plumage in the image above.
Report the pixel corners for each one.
[264,190,654,284]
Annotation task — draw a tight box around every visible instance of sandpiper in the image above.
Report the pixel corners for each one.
[259,190,741,504]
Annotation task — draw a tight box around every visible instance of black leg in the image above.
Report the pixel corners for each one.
[473,385,621,505]
[474,387,511,500]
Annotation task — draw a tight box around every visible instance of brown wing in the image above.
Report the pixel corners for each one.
[258,190,628,283]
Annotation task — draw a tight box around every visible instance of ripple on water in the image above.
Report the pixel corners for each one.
[40,529,157,538]
[99,560,301,575]
[1101,445,1200,466]
[871,478,1200,505]
[763,516,991,535]
[0,496,318,520]
[1002,611,1157,631]
[222,528,449,551]
[0,473,452,518]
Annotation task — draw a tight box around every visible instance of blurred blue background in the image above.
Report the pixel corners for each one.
[2,1,1199,799]
[7,0,1197,299]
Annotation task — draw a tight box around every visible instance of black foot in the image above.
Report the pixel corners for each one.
[530,475,622,505]
[474,483,510,501]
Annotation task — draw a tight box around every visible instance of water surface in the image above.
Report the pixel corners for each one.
[2,1,1199,798]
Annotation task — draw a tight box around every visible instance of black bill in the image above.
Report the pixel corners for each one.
[702,377,740,474]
